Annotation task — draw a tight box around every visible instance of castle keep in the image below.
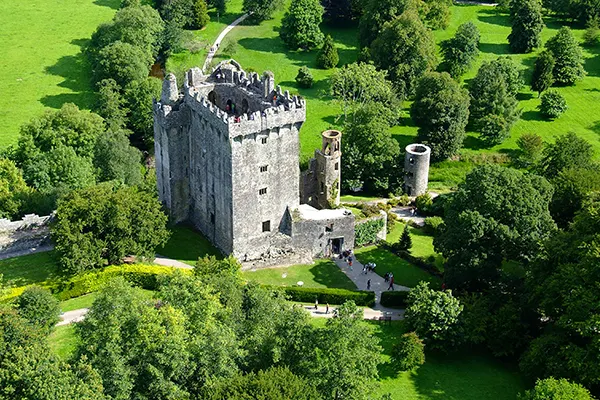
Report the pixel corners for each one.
[154,60,355,265]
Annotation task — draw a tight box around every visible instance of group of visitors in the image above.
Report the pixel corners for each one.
[362,262,376,274]
[341,250,354,270]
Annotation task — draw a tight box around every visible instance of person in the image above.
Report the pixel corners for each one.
[348,259,353,271]
[367,279,371,290]
[384,272,389,282]
[441,282,447,290]
[315,298,318,310]
[388,275,394,291]
[363,264,367,274]
[326,303,329,314]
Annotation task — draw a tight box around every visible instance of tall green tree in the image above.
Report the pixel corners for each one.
[531,50,555,96]
[52,183,170,273]
[243,0,284,22]
[280,0,324,50]
[357,0,417,49]
[124,77,163,149]
[0,158,32,219]
[545,26,586,85]
[15,286,61,334]
[550,165,600,228]
[371,11,438,100]
[508,0,544,53]
[405,282,463,351]
[469,57,522,145]
[341,103,401,194]
[96,41,154,88]
[440,21,480,78]
[96,78,128,131]
[316,34,339,68]
[194,0,210,28]
[93,131,143,185]
[538,132,594,178]
[435,165,556,290]
[420,0,452,30]
[411,72,470,160]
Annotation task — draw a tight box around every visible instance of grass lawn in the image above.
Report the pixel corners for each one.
[0,251,62,289]
[0,0,119,148]
[371,320,526,399]
[243,259,356,290]
[387,224,444,272]
[159,224,222,266]
[48,324,79,361]
[355,246,441,288]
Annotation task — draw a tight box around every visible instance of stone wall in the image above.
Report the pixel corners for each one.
[0,214,53,255]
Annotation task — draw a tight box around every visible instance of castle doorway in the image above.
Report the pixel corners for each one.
[330,237,343,255]
[242,98,249,114]
[208,91,217,105]
[226,99,233,114]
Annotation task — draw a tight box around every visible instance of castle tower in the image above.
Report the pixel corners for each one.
[161,73,179,105]
[404,144,431,196]
[261,71,275,99]
[315,130,342,208]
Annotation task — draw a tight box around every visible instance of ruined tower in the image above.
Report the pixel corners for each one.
[404,144,431,196]
[315,130,342,208]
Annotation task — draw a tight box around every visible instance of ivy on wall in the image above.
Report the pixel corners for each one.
[355,218,384,247]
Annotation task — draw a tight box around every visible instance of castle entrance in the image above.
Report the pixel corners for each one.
[330,237,344,255]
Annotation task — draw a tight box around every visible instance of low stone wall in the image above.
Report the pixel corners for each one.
[0,214,53,256]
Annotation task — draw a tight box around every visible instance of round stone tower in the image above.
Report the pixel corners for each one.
[315,130,342,208]
[161,73,179,105]
[404,144,431,196]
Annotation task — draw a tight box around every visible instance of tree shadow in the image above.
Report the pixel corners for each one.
[478,12,511,28]
[321,25,359,52]
[588,120,600,135]
[479,42,510,55]
[463,135,489,151]
[516,92,534,101]
[392,131,419,150]
[308,260,356,289]
[521,110,543,121]
[41,50,96,110]
[93,0,120,10]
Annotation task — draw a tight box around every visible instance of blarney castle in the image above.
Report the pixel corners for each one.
[154,60,355,267]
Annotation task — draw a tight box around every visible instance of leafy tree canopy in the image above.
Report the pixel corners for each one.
[508,0,544,53]
[538,132,594,178]
[545,26,586,85]
[518,378,595,400]
[93,130,143,186]
[440,21,480,78]
[280,0,324,50]
[243,0,284,22]
[531,50,555,95]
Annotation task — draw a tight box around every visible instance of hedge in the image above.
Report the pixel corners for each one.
[266,286,376,307]
[380,290,410,308]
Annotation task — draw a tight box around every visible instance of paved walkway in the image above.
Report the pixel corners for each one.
[153,255,193,269]
[202,13,250,73]
[57,308,89,326]
[0,244,54,260]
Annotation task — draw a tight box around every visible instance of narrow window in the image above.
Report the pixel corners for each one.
[210,213,215,224]
[262,220,271,232]
[409,157,415,165]
[259,187,267,195]
[334,162,339,171]
[320,182,325,192]
[261,137,267,144]
[260,165,268,173]
[325,223,333,232]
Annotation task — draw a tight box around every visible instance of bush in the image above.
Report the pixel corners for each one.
[415,193,433,213]
[295,66,314,88]
[316,34,339,69]
[518,377,595,400]
[583,18,599,46]
[51,264,179,301]
[380,291,410,308]
[269,286,376,307]
[392,332,425,371]
[424,216,443,235]
[355,218,385,247]
[16,286,61,333]
[539,90,567,119]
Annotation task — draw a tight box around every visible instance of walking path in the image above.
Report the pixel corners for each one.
[57,308,88,326]
[202,13,250,73]
[0,244,54,260]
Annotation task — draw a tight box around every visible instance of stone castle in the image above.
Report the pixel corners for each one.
[153,60,355,266]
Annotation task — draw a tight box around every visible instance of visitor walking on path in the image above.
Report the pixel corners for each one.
[367,279,371,290]
[388,275,395,291]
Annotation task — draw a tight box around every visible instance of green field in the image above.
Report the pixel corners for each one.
[387,223,445,272]
[160,224,222,265]
[242,259,357,290]
[0,0,120,148]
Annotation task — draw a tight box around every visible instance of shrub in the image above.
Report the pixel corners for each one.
[518,377,594,400]
[392,332,425,371]
[424,216,443,235]
[583,17,599,46]
[295,66,314,88]
[269,286,376,307]
[355,218,385,247]
[380,290,410,308]
[16,286,61,333]
[394,224,413,253]
[398,194,411,206]
[539,90,567,119]
[316,34,339,69]
[415,193,433,213]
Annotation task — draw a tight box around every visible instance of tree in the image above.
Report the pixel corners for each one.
[96,78,128,131]
[93,131,143,185]
[469,57,522,145]
[539,90,568,119]
[0,158,31,219]
[124,77,163,148]
[316,34,339,68]
[14,103,105,166]
[23,145,96,193]
[405,282,463,351]
[391,332,425,371]
[515,133,544,167]
[440,21,480,78]
[96,41,154,88]
[395,223,413,253]
[371,11,438,100]
[194,0,210,28]
[243,0,284,22]
[531,50,555,96]
[522,200,600,389]
[52,183,170,273]
[538,132,594,178]
[321,0,361,24]
[583,16,599,46]
[411,72,470,160]
[280,0,324,50]
[295,66,314,88]
[518,378,595,400]
[421,0,452,30]
[329,62,397,120]
[550,165,600,228]
[160,0,197,27]
[15,286,60,334]
[434,165,556,290]
[341,103,401,194]
[545,26,586,85]
[358,0,417,49]
[508,0,544,53]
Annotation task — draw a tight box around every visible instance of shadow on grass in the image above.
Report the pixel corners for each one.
[588,120,600,135]
[160,224,222,265]
[308,260,356,289]
[516,92,534,101]
[93,0,119,9]
[392,131,418,150]
[463,135,489,151]
[521,110,543,121]
[0,251,65,287]
[479,42,510,55]
[478,11,511,28]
